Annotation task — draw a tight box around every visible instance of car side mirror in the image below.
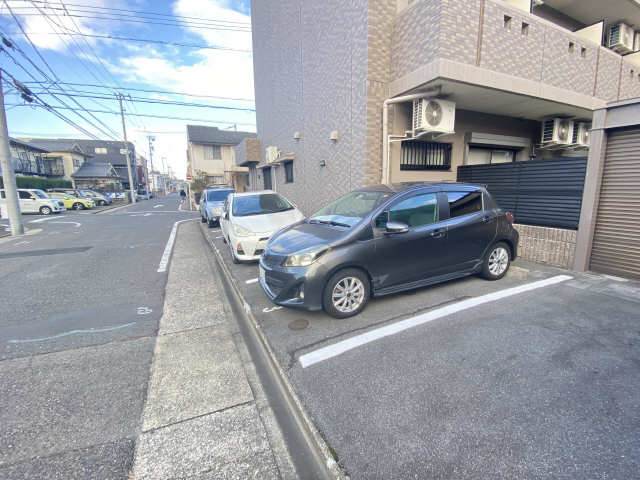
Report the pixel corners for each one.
[223,212,229,220]
[385,221,409,234]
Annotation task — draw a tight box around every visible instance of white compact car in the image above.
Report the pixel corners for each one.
[0,188,66,215]
[221,190,305,263]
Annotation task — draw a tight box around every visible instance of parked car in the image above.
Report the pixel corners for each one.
[221,190,305,263]
[0,188,66,215]
[80,189,111,206]
[259,183,519,318]
[48,192,94,210]
[137,189,151,200]
[48,188,94,203]
[200,187,234,227]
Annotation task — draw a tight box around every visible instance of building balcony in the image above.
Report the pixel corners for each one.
[391,0,640,106]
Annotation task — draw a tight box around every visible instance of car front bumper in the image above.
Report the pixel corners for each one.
[231,233,272,261]
[258,257,326,311]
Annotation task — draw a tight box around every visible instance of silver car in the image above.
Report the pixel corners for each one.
[200,187,234,227]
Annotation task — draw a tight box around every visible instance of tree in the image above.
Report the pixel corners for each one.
[190,169,208,193]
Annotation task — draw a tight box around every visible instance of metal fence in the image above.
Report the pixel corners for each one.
[457,156,587,229]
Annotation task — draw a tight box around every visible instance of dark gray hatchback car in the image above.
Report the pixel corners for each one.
[259,182,519,318]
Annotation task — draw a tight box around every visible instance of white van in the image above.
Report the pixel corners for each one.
[0,188,66,215]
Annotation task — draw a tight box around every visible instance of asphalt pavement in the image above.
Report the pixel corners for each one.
[0,195,197,478]
[203,224,640,480]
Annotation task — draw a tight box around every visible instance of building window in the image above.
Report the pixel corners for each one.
[568,42,575,53]
[263,167,272,190]
[94,147,107,154]
[581,47,587,58]
[521,22,529,36]
[467,147,516,165]
[400,141,451,170]
[204,145,221,160]
[504,15,512,29]
[284,161,294,183]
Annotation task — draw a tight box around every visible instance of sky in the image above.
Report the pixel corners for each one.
[0,0,255,180]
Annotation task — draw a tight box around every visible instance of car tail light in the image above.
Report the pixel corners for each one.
[237,243,245,255]
[506,212,514,224]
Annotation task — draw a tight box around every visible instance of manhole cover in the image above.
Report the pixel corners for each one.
[288,318,309,331]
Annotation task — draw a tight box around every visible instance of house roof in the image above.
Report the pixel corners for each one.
[17,138,87,156]
[71,162,119,179]
[17,138,134,166]
[10,138,50,152]
[186,125,256,145]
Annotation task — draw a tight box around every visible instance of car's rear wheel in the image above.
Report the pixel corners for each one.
[39,206,52,215]
[481,242,511,280]
[73,202,84,210]
[98,200,105,206]
[323,268,370,319]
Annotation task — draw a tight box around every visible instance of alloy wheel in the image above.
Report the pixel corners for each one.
[332,277,365,314]
[488,247,509,276]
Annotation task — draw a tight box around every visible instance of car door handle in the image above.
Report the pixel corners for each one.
[430,228,446,238]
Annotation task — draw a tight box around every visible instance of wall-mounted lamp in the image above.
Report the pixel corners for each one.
[293,131,301,140]
[329,130,339,141]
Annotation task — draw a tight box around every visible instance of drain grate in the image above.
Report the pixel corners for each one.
[288,318,309,331]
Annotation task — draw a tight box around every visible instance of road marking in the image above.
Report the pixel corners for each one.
[298,275,573,369]
[130,213,153,217]
[153,204,164,209]
[157,219,198,273]
[245,278,259,284]
[137,306,153,315]
[263,306,283,313]
[7,322,137,344]
[215,235,223,239]
[14,240,30,246]
[51,221,82,227]
[30,215,65,223]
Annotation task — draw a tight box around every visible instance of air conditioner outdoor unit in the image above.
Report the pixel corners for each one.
[265,146,279,164]
[412,99,455,137]
[540,118,574,147]
[571,122,591,149]
[607,23,635,54]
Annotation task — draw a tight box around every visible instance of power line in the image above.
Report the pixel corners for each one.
[9,31,252,52]
[7,12,251,31]
[5,102,257,126]
[16,0,251,26]
[25,90,257,111]
[22,81,255,102]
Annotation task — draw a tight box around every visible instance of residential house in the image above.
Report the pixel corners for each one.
[186,125,256,191]
[17,139,88,183]
[17,138,138,190]
[6,138,64,178]
[71,163,122,191]
[244,0,640,278]
[136,155,149,191]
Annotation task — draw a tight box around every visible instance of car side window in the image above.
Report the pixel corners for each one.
[384,193,439,229]
[447,191,483,218]
[18,191,33,199]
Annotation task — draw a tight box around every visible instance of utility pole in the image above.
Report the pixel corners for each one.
[117,93,136,204]
[0,71,24,236]
[161,156,167,196]
[147,135,155,194]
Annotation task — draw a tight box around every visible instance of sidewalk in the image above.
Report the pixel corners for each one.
[131,221,294,479]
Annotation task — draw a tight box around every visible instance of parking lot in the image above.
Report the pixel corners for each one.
[201,223,640,479]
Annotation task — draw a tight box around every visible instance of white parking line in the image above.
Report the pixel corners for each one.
[157,219,198,273]
[153,204,164,209]
[298,275,573,369]
[29,215,65,223]
[245,278,259,284]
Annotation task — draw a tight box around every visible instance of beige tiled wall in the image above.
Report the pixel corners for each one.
[514,224,577,269]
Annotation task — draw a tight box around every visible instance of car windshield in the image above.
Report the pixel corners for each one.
[232,193,293,217]
[310,190,392,227]
[32,189,49,199]
[207,189,233,202]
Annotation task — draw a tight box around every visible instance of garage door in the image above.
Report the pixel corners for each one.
[590,127,640,279]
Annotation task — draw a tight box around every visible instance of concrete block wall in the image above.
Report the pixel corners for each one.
[595,48,623,102]
[618,59,640,101]
[514,224,577,269]
[440,0,480,66]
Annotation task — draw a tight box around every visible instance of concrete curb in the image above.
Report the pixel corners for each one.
[202,228,349,480]
[93,202,132,214]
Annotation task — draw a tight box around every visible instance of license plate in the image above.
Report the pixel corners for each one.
[259,266,265,284]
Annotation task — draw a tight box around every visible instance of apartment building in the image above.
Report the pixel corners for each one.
[186,125,255,191]
[6,138,64,178]
[242,0,640,278]
[17,139,88,182]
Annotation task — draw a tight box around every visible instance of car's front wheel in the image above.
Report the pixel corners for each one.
[481,242,511,280]
[200,215,207,223]
[229,241,240,264]
[323,268,370,319]
[39,206,52,215]
[73,202,84,210]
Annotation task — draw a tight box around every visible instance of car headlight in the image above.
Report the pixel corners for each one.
[233,224,253,237]
[209,205,223,215]
[283,247,328,267]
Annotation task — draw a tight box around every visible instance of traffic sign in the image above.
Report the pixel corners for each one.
[186,174,192,180]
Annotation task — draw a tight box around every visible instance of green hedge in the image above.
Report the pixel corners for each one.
[0,176,72,190]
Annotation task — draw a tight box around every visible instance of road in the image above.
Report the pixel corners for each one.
[0,195,197,478]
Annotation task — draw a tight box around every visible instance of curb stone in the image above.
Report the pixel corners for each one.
[202,227,349,480]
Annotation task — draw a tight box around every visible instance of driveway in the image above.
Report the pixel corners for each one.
[202,224,640,479]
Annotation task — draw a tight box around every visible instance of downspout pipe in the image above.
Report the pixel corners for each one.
[381,87,441,184]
